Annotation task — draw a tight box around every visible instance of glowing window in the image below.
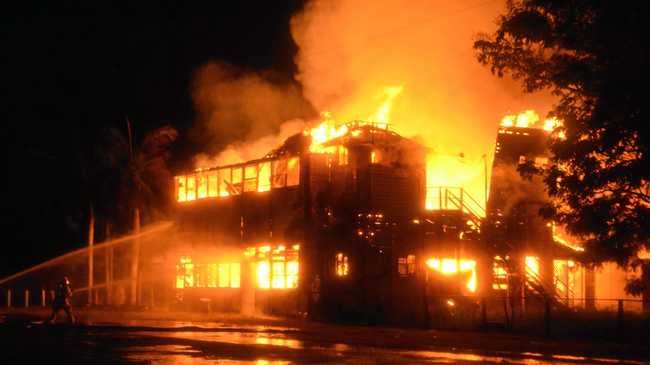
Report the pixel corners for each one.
[244,165,258,192]
[272,261,285,288]
[258,162,271,192]
[197,173,208,199]
[272,159,287,188]
[553,259,576,299]
[231,168,242,195]
[207,172,218,197]
[398,254,416,276]
[286,260,298,288]
[335,253,349,276]
[194,264,206,287]
[525,256,540,279]
[218,168,231,197]
[253,245,300,289]
[426,257,477,292]
[175,264,185,288]
[175,257,240,289]
[257,261,270,289]
[186,175,197,201]
[287,157,300,186]
[207,264,217,288]
[175,256,195,288]
[176,176,187,202]
[230,263,241,288]
[218,263,230,288]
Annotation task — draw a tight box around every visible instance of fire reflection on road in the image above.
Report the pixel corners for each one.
[117,329,649,365]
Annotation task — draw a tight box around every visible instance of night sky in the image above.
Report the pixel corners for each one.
[3,2,307,278]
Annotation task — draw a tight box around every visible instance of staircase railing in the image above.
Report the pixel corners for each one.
[522,260,572,310]
[427,186,485,227]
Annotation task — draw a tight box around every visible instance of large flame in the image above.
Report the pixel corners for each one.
[304,85,402,152]
[500,110,561,131]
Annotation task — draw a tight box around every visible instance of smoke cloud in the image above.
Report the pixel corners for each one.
[190,1,556,201]
[291,0,556,199]
[190,62,315,168]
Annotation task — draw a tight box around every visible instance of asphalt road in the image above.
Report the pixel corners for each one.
[1,310,649,364]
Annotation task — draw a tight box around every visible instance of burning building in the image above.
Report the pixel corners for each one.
[172,121,434,322]
[485,113,647,313]
[168,112,647,325]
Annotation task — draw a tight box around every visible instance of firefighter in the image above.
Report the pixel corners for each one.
[46,276,76,324]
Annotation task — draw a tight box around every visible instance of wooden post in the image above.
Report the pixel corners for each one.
[617,299,624,337]
[24,290,29,308]
[41,289,46,307]
[105,223,113,306]
[481,297,487,327]
[88,203,95,306]
[6,289,11,307]
[130,207,141,306]
[544,296,551,337]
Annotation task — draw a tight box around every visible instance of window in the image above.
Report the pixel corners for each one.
[258,162,271,192]
[272,261,285,288]
[175,257,240,289]
[272,159,287,188]
[218,263,240,288]
[186,175,197,201]
[231,168,242,195]
[257,261,271,289]
[208,171,218,197]
[335,253,349,276]
[251,244,300,289]
[176,256,194,288]
[398,254,416,276]
[287,157,300,186]
[525,256,540,288]
[425,258,477,292]
[197,173,208,199]
[244,165,258,192]
[218,168,230,197]
[176,176,187,202]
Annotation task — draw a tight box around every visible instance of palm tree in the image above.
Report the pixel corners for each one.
[101,120,178,305]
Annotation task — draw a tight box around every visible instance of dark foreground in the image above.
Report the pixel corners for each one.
[1,308,649,364]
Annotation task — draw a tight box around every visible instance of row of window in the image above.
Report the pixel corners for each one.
[176,258,241,289]
[175,157,300,202]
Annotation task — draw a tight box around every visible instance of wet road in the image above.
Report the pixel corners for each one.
[2,315,649,364]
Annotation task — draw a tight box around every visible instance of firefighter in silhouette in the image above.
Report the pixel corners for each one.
[46,276,75,324]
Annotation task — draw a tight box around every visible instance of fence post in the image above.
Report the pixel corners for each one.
[481,297,487,328]
[617,299,624,337]
[544,296,551,337]
[7,289,11,307]
[24,290,29,308]
[41,289,46,307]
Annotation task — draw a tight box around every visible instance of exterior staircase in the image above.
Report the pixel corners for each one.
[426,187,485,228]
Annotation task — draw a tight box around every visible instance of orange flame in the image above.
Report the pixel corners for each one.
[501,110,562,132]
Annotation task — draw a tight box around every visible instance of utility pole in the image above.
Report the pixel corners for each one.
[482,154,489,211]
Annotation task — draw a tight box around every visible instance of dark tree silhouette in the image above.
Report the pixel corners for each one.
[474,1,648,293]
[98,122,178,304]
